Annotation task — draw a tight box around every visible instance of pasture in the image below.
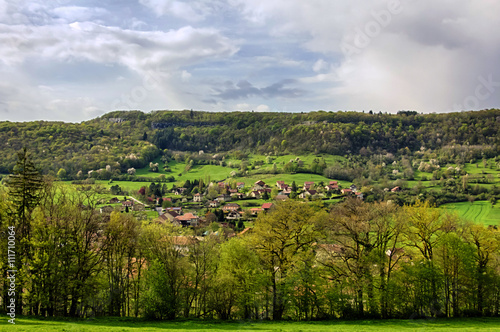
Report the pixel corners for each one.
[441,201,500,226]
[2,316,500,332]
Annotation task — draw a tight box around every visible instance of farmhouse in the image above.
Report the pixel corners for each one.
[226,211,242,220]
[108,197,120,204]
[276,181,288,190]
[262,202,274,211]
[173,187,187,195]
[325,184,339,191]
[230,192,245,199]
[216,194,231,202]
[207,200,220,208]
[158,211,179,223]
[274,194,289,201]
[250,208,264,215]
[254,180,266,190]
[175,213,200,227]
[193,193,202,202]
[299,189,317,198]
[257,188,272,195]
[304,181,314,190]
[121,200,133,207]
[222,203,241,212]
[341,188,353,195]
[170,236,202,254]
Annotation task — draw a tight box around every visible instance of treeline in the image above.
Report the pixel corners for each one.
[1,152,499,320]
[0,109,499,177]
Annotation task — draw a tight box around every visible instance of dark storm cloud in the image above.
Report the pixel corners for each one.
[214,79,305,100]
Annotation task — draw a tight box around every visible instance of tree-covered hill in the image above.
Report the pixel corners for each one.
[1,109,499,176]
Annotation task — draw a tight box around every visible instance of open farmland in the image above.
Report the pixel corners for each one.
[441,201,500,226]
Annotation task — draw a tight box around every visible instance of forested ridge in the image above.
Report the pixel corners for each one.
[0,109,499,176]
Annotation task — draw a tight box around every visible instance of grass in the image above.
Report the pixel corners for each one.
[440,201,500,226]
[232,173,349,188]
[4,316,500,332]
[128,154,349,186]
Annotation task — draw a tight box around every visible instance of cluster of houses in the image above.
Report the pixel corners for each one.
[99,197,145,214]
[174,179,353,204]
[158,206,201,227]
[104,179,404,228]
[153,179,350,227]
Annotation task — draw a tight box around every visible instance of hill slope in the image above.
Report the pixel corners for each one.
[0,109,499,177]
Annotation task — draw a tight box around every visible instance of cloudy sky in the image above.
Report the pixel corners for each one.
[1,0,499,122]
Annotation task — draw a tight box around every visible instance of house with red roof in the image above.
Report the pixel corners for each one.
[262,202,274,211]
[274,195,289,201]
[276,181,287,190]
[250,208,264,215]
[299,189,317,198]
[193,193,202,202]
[248,191,261,198]
[325,184,339,191]
[304,181,315,190]
[341,188,352,195]
[222,203,241,212]
[174,213,200,227]
[254,180,266,190]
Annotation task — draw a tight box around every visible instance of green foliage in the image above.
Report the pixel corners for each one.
[1,109,499,178]
[2,141,500,321]
[7,316,500,331]
[110,184,122,195]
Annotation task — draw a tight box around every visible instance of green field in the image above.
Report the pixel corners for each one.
[441,201,500,226]
[124,154,349,186]
[3,317,500,332]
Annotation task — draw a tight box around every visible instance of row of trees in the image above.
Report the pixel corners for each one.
[1,198,499,318]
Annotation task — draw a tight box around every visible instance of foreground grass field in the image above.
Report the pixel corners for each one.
[2,317,500,332]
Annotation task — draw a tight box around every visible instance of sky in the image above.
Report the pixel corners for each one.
[1,0,499,122]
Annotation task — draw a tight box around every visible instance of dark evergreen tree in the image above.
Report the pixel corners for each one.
[5,147,44,245]
[5,147,44,315]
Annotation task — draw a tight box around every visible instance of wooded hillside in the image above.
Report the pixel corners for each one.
[0,109,499,176]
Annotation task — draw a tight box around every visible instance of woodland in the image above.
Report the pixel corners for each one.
[0,109,499,321]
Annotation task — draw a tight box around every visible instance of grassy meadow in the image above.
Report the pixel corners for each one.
[3,316,500,332]
[441,201,500,226]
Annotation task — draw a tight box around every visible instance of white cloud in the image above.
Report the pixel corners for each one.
[312,59,329,73]
[235,103,250,110]
[139,0,202,21]
[52,6,108,23]
[255,104,270,112]
[0,22,238,72]
[181,70,192,82]
[233,0,500,113]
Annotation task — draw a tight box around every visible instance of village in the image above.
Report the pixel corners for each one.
[100,179,402,229]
